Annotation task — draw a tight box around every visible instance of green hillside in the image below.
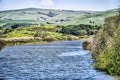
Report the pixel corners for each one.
[0,8,118,26]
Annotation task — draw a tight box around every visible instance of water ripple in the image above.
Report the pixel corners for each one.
[0,40,116,80]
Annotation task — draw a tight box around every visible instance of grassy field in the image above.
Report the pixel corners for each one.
[0,8,118,26]
[0,24,82,44]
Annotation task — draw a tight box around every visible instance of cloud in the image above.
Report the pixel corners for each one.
[40,0,53,6]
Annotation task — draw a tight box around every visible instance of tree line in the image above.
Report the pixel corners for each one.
[59,24,101,36]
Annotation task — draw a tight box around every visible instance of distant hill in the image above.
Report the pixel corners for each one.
[0,8,118,26]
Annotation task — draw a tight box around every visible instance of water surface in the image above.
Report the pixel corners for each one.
[0,40,115,80]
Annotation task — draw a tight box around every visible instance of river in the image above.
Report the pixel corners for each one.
[0,40,116,80]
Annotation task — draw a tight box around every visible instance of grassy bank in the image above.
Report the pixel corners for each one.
[0,35,79,49]
[0,23,100,48]
[1,24,95,50]
[91,12,120,76]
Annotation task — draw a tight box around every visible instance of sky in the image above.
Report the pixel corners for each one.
[0,0,119,11]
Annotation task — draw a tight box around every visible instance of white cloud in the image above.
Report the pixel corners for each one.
[40,0,53,6]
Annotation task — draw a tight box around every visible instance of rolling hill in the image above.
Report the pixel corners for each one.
[0,8,118,26]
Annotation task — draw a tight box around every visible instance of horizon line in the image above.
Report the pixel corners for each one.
[0,7,119,12]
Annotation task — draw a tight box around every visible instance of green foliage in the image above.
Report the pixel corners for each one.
[33,31,78,41]
[5,28,34,38]
[82,41,91,50]
[92,13,120,75]
[79,30,87,36]
[3,28,12,34]
[60,24,101,36]
[0,24,80,42]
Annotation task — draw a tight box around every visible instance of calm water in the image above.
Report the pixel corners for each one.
[0,40,116,80]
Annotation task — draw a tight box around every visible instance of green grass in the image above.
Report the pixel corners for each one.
[6,29,34,38]
[2,25,79,41]
[0,8,118,26]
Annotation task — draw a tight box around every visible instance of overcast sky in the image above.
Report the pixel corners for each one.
[0,0,119,11]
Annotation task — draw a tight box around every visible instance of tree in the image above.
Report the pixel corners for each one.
[79,30,87,36]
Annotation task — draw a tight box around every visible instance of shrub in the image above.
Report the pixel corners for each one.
[82,41,91,50]
[91,13,120,75]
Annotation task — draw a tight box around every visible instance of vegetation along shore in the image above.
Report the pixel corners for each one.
[83,10,120,78]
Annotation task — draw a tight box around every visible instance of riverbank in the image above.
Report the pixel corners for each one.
[0,36,88,50]
[0,41,6,50]
[82,35,94,50]
[82,14,120,79]
[82,36,119,80]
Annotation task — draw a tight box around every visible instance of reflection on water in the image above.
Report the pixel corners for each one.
[0,40,116,80]
[0,41,6,50]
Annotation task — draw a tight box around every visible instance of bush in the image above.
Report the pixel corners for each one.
[79,30,87,36]
[91,13,120,75]
[60,24,101,36]
[82,41,91,50]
